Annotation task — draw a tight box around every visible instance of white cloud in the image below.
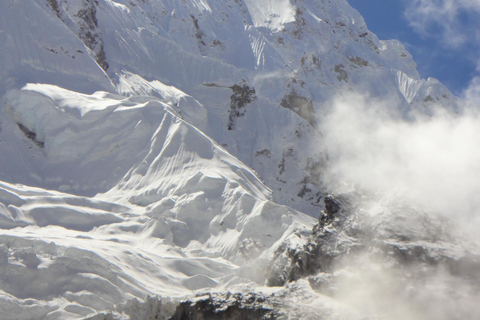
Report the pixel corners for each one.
[318,92,480,319]
[463,76,480,109]
[402,0,480,98]
[403,0,480,48]
[321,92,480,237]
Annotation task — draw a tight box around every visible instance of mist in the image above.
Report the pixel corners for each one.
[314,93,480,319]
[321,93,480,237]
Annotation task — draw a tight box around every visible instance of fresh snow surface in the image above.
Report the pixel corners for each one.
[243,0,296,31]
[0,84,314,319]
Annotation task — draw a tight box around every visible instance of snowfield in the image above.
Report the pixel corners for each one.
[0,84,314,319]
[0,0,478,319]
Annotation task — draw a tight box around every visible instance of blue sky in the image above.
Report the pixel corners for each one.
[348,0,480,96]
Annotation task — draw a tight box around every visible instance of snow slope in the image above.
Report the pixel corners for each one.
[0,84,314,319]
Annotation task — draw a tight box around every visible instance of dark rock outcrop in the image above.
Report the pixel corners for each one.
[17,122,44,148]
[169,292,278,320]
[267,190,480,290]
[227,82,256,130]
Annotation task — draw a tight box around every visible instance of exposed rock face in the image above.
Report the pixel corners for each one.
[321,195,341,222]
[16,122,44,148]
[267,193,356,286]
[265,191,480,319]
[280,92,316,127]
[45,0,109,71]
[75,0,109,70]
[227,82,256,130]
[169,292,278,320]
[267,190,480,296]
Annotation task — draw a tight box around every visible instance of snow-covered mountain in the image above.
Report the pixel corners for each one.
[1,0,461,215]
[0,0,476,319]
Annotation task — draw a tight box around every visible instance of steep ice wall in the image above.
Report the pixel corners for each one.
[1,0,462,215]
[0,0,113,95]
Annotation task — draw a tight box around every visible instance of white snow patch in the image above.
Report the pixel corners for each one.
[244,0,296,31]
